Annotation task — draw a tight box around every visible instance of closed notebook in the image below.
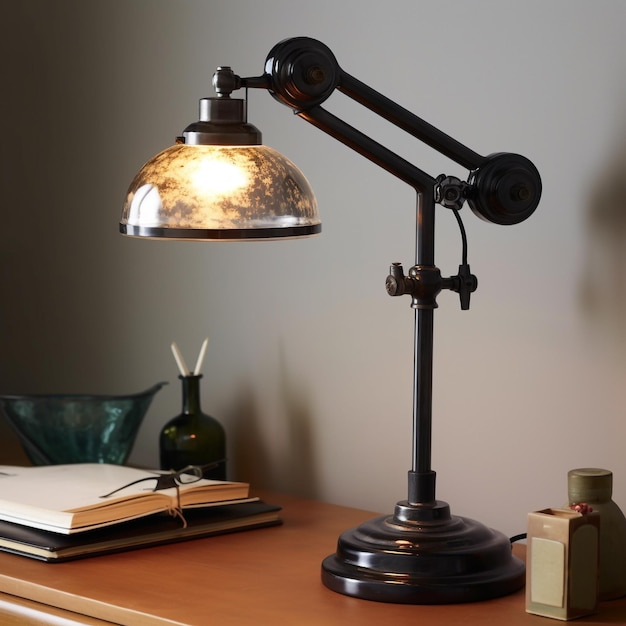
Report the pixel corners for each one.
[0,500,282,562]
[0,464,250,533]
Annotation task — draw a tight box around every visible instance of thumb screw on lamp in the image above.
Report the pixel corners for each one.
[385,262,408,297]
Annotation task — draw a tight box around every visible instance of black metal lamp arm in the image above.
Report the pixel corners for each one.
[228,37,541,230]
[215,37,541,506]
[236,37,486,191]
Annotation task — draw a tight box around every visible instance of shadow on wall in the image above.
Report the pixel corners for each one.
[230,385,271,486]
[231,350,318,499]
[580,134,626,355]
[277,347,318,500]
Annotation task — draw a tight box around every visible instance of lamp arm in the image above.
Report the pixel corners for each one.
[297,104,436,192]
[337,71,486,172]
[233,36,541,225]
[239,37,486,181]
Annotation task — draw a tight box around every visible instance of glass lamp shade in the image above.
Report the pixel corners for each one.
[120,143,320,240]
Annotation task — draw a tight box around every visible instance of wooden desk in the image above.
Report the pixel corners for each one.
[0,492,624,625]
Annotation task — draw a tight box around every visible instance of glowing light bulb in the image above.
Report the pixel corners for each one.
[191,158,249,197]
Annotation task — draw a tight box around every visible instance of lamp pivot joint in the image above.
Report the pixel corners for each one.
[263,37,340,109]
[467,152,542,225]
[387,262,477,311]
[212,66,241,97]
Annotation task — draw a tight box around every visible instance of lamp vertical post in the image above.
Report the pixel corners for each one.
[411,187,437,505]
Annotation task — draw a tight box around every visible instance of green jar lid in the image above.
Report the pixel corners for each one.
[568,467,613,502]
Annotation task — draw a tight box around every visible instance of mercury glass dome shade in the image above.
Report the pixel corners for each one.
[121,134,320,240]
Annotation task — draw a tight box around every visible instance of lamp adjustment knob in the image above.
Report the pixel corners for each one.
[386,263,406,296]
[456,264,478,310]
[435,175,470,211]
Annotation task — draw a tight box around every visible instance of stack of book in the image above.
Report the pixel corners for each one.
[0,463,281,562]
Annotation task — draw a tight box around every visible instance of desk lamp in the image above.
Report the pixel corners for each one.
[120,37,541,604]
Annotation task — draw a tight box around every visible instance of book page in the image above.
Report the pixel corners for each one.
[0,465,172,512]
[0,464,248,532]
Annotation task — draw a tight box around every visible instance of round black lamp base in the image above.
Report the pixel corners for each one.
[321,499,525,604]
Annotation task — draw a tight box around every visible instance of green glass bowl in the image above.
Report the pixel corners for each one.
[0,383,166,465]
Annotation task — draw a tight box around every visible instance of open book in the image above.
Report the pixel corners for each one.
[0,464,250,534]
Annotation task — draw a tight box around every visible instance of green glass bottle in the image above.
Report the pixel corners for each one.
[159,375,226,480]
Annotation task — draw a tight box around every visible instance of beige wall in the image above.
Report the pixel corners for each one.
[2,0,626,537]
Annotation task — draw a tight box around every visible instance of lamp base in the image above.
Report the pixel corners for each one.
[321,499,524,604]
